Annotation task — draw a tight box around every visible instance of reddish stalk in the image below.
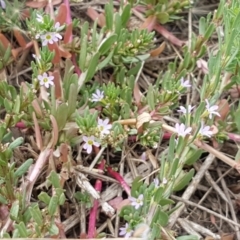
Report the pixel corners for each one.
[107,166,131,196]
[64,0,82,76]
[87,160,105,238]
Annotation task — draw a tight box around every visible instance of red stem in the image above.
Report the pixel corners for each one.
[107,166,131,196]
[64,0,82,76]
[63,0,72,25]
[87,160,105,238]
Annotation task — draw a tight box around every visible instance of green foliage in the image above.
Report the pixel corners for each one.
[140,0,190,24]
[1,0,240,239]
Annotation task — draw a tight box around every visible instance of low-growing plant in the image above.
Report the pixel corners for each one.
[0,0,240,239]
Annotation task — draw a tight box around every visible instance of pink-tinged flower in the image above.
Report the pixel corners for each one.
[153,178,159,187]
[177,105,195,114]
[175,123,192,137]
[82,136,100,154]
[180,77,191,88]
[91,89,104,102]
[98,118,112,135]
[205,99,220,119]
[37,72,54,88]
[40,32,62,46]
[140,152,147,161]
[0,0,6,9]
[129,194,144,210]
[199,122,213,138]
[36,14,43,23]
[119,223,133,238]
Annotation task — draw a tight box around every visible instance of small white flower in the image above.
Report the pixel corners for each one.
[119,223,133,238]
[180,77,191,88]
[162,178,168,185]
[129,194,144,210]
[54,22,61,31]
[36,14,43,23]
[177,105,195,114]
[35,33,40,39]
[205,99,220,119]
[32,54,41,64]
[91,89,104,102]
[82,135,100,154]
[40,32,62,46]
[0,0,6,9]
[199,122,213,138]
[37,72,54,88]
[175,123,192,137]
[97,118,112,135]
[153,178,159,187]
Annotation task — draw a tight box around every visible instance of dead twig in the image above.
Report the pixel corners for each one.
[171,195,240,229]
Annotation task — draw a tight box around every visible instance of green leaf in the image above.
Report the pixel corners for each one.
[55,103,68,131]
[29,205,43,226]
[105,1,113,30]
[114,13,122,36]
[48,171,61,188]
[12,95,21,114]
[151,223,161,239]
[10,201,19,220]
[159,198,175,206]
[67,84,78,117]
[121,4,131,27]
[131,176,143,197]
[3,45,11,63]
[203,23,215,40]
[168,157,179,177]
[154,187,164,203]
[0,194,8,204]
[48,223,59,235]
[79,35,88,71]
[38,192,51,205]
[185,148,203,165]
[147,85,155,111]
[157,210,168,226]
[91,21,98,50]
[157,12,169,24]
[199,17,206,35]
[15,222,28,238]
[48,195,59,216]
[59,193,66,205]
[173,169,195,191]
[9,137,24,150]
[2,232,10,238]
[85,53,100,81]
[97,51,114,70]
[98,34,117,55]
[14,158,33,178]
[235,108,240,132]
[168,135,176,163]
[127,62,142,76]
[4,99,12,112]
